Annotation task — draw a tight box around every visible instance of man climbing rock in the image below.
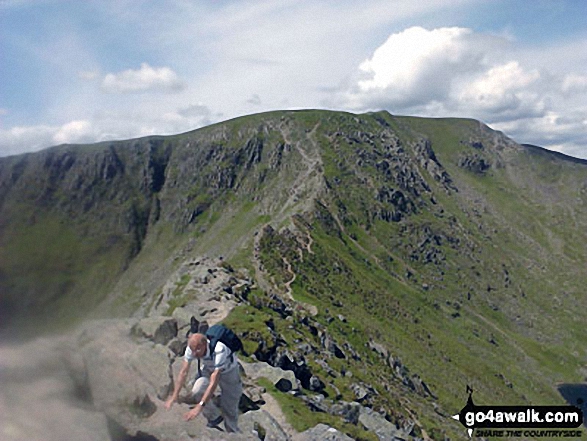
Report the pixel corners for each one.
[164,331,242,432]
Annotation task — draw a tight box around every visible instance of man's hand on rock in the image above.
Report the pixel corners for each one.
[164,396,175,410]
[183,406,202,422]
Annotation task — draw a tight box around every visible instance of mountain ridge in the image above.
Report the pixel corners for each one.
[1,109,586,440]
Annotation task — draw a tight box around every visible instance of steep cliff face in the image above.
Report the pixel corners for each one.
[0,138,172,331]
[0,111,327,333]
[1,110,586,439]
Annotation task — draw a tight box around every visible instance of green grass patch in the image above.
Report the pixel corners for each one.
[256,378,378,441]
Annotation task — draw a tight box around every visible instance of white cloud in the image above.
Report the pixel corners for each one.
[52,120,94,144]
[0,105,221,157]
[101,63,186,94]
[495,112,587,148]
[338,26,587,158]
[344,26,519,112]
[562,73,587,94]
[357,27,480,102]
[177,104,212,119]
[456,61,546,120]
[0,120,96,157]
[0,124,57,156]
[2,2,586,159]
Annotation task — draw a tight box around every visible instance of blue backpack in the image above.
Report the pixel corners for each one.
[206,324,243,355]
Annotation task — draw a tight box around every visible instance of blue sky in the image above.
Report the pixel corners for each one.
[1,0,586,158]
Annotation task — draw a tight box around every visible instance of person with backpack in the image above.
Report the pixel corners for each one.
[164,324,243,433]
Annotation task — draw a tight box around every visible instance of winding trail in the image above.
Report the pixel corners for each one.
[282,257,296,299]
[248,122,324,316]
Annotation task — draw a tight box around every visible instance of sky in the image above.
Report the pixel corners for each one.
[1,0,586,158]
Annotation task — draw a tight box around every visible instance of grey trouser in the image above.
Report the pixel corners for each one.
[191,367,242,433]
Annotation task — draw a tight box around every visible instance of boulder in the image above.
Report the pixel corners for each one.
[239,410,289,441]
[243,361,300,392]
[359,407,411,441]
[309,375,326,393]
[172,307,198,334]
[275,378,294,393]
[367,340,389,359]
[301,394,330,413]
[131,317,178,345]
[76,319,175,430]
[351,383,373,403]
[168,337,187,357]
[239,392,261,413]
[272,350,313,389]
[292,424,354,441]
[73,319,262,440]
[243,385,266,405]
[329,401,362,425]
[320,333,346,359]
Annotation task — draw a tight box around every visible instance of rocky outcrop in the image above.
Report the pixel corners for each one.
[0,297,440,441]
[242,361,301,393]
[413,138,456,192]
[240,410,289,441]
[292,424,354,441]
[359,407,416,441]
[458,153,491,174]
[0,311,284,439]
[145,257,252,323]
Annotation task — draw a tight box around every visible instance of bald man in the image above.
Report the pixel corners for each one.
[164,332,242,432]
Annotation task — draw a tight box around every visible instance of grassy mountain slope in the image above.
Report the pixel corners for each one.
[239,111,587,437]
[1,109,585,439]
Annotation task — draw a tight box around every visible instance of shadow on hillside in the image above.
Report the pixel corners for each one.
[558,384,587,428]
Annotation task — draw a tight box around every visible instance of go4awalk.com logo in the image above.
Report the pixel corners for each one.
[452,387,584,438]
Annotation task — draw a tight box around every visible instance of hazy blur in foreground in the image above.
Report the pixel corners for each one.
[0,334,110,441]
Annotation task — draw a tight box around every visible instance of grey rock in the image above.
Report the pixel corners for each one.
[295,342,315,355]
[239,392,261,413]
[0,336,112,441]
[359,407,410,441]
[309,375,326,392]
[73,319,260,441]
[292,423,354,441]
[131,317,178,345]
[131,394,157,418]
[244,386,266,404]
[168,337,187,357]
[240,409,289,441]
[300,394,330,413]
[321,333,346,359]
[367,340,389,359]
[233,282,252,298]
[329,401,362,424]
[315,358,338,378]
[275,378,294,393]
[351,383,373,402]
[172,307,196,333]
[245,362,299,392]
[458,153,491,174]
[77,319,174,429]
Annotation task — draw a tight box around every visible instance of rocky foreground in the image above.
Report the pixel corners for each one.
[1,257,423,441]
[0,311,418,441]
